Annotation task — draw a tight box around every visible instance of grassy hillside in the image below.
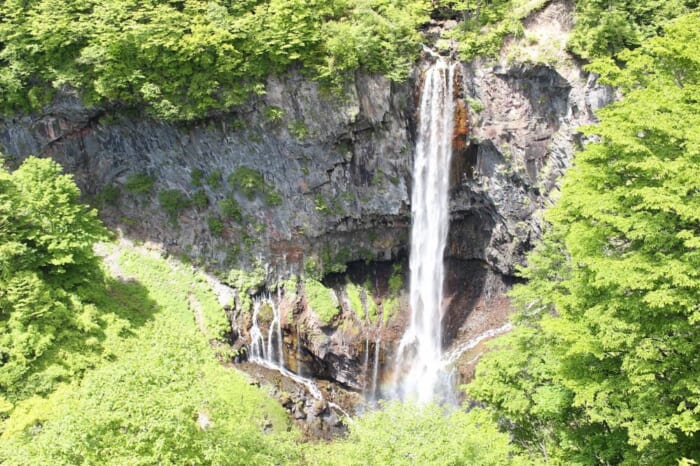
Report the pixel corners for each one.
[0,242,299,465]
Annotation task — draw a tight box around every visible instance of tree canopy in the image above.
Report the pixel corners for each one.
[0,156,108,402]
[0,0,429,120]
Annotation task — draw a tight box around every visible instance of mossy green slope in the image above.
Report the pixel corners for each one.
[0,245,299,465]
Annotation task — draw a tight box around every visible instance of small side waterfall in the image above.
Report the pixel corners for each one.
[370,337,381,401]
[248,294,323,399]
[246,292,353,421]
[249,295,284,365]
[394,57,456,404]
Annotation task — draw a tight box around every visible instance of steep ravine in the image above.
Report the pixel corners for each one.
[0,2,613,432]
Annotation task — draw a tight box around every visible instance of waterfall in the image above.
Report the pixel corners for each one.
[246,293,353,422]
[249,295,283,365]
[363,337,370,391]
[394,57,456,404]
[370,337,381,401]
[249,299,266,360]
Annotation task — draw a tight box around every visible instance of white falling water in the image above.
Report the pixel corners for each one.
[247,293,353,421]
[440,323,513,367]
[394,58,456,404]
[370,337,381,401]
[249,299,265,359]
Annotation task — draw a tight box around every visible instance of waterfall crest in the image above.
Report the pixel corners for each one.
[394,58,456,404]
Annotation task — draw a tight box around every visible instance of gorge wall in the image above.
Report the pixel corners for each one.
[0,2,614,416]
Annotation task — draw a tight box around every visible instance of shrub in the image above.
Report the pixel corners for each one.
[97,184,120,206]
[124,172,155,195]
[206,169,222,190]
[228,167,264,200]
[207,216,224,236]
[158,189,190,219]
[192,190,208,208]
[190,168,204,187]
[219,198,241,222]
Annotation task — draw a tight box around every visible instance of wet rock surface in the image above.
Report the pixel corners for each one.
[235,362,359,440]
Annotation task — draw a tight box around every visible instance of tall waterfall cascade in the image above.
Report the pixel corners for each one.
[394,57,457,404]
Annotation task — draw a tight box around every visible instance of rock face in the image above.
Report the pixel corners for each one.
[0,72,413,273]
[0,1,614,402]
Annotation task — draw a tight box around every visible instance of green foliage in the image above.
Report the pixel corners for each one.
[0,156,108,401]
[95,183,120,206]
[228,166,265,200]
[190,168,204,187]
[124,172,155,195]
[314,194,330,214]
[0,245,298,464]
[388,262,404,294]
[316,0,429,87]
[382,296,399,324]
[469,15,700,465]
[303,256,324,281]
[306,402,517,465]
[0,0,429,120]
[568,0,698,60]
[347,282,378,323]
[219,198,242,222]
[191,189,208,208]
[280,275,299,296]
[466,97,485,114]
[304,279,340,324]
[263,106,285,123]
[442,0,544,60]
[158,189,190,220]
[346,282,365,320]
[289,120,309,139]
[206,169,223,190]
[321,247,352,275]
[227,166,282,205]
[227,266,267,311]
[207,216,225,236]
[265,190,283,206]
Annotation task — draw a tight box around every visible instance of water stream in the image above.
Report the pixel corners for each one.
[247,294,352,420]
[394,57,456,404]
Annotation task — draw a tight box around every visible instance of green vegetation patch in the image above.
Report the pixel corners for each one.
[190,168,204,187]
[0,157,297,463]
[219,198,242,222]
[158,189,191,219]
[388,263,404,295]
[227,266,267,311]
[304,279,340,325]
[0,156,109,401]
[0,245,298,464]
[96,183,120,206]
[0,0,429,121]
[442,0,541,60]
[206,169,223,190]
[346,282,365,320]
[347,282,378,323]
[382,297,400,324]
[124,172,155,195]
[207,216,225,236]
[228,166,283,205]
[306,402,516,465]
[228,167,265,199]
